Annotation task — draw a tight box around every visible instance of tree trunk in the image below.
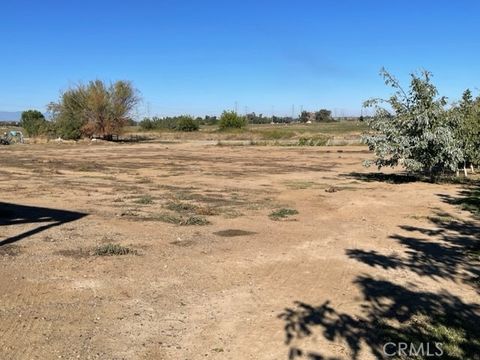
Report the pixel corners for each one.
[471,164,476,174]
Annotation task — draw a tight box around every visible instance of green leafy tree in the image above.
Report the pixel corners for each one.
[219,111,246,130]
[363,69,463,181]
[456,89,480,171]
[20,110,47,136]
[139,117,154,130]
[175,115,199,131]
[314,109,333,122]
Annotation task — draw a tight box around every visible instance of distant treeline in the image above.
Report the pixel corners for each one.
[15,78,365,139]
[138,109,361,131]
[0,121,20,126]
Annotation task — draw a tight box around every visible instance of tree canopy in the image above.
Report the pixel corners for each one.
[19,110,47,136]
[363,68,479,180]
[48,80,139,139]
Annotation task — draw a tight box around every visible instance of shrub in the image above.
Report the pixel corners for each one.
[269,208,299,220]
[94,243,136,256]
[134,195,154,204]
[297,136,329,146]
[139,118,154,130]
[181,215,210,225]
[175,116,199,132]
[219,111,246,130]
[20,110,47,136]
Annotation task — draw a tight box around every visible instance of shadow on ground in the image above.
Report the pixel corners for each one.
[0,202,87,247]
[343,172,419,184]
[279,183,480,359]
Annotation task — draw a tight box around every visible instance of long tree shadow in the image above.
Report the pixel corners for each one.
[343,172,420,184]
[0,202,87,247]
[280,183,480,359]
[439,184,480,219]
[347,214,480,291]
[280,277,480,359]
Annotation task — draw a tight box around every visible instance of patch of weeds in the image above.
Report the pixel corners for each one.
[165,201,217,216]
[269,208,299,220]
[134,195,154,205]
[74,162,105,172]
[427,214,459,223]
[173,191,196,201]
[76,164,93,172]
[94,243,136,256]
[408,214,427,220]
[152,213,183,224]
[195,205,217,216]
[120,209,139,217]
[137,177,153,184]
[181,215,210,226]
[152,212,210,225]
[378,314,478,360]
[165,201,197,213]
[113,197,124,203]
[457,187,480,218]
[220,209,244,218]
[297,136,329,146]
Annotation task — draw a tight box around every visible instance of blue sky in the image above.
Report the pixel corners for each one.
[1,0,479,117]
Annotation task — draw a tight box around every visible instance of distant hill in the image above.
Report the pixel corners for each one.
[0,111,22,121]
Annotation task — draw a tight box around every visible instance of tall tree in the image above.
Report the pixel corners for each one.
[49,80,139,139]
[314,109,333,122]
[456,89,480,173]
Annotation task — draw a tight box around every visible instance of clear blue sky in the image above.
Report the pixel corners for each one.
[1,0,479,117]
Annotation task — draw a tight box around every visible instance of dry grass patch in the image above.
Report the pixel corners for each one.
[94,243,137,256]
[269,208,299,220]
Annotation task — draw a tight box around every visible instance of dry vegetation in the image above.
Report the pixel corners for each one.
[0,140,478,359]
[124,121,367,144]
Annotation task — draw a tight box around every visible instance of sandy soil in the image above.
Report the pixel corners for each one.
[0,142,478,359]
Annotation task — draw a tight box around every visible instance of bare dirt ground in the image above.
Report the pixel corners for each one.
[0,142,478,359]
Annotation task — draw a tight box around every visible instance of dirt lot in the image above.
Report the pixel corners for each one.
[1,142,479,359]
